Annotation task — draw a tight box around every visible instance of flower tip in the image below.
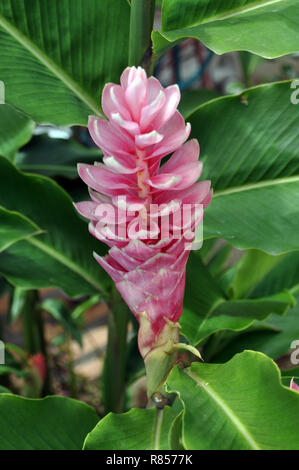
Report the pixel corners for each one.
[93,251,101,263]
[290,378,299,391]
[88,115,96,124]
[77,162,85,176]
[172,83,181,98]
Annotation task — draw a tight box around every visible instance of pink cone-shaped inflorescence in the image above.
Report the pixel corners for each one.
[75,66,212,369]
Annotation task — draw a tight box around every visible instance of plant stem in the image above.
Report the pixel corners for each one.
[21,290,51,395]
[102,286,130,414]
[153,407,164,450]
[0,312,9,390]
[21,291,42,355]
[128,0,156,74]
[66,333,77,399]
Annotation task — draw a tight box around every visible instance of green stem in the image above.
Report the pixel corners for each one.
[21,290,51,395]
[153,407,164,450]
[66,333,77,399]
[239,52,251,88]
[21,291,42,355]
[102,286,130,413]
[0,314,9,390]
[128,0,156,73]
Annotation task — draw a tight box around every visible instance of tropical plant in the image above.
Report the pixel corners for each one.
[0,0,298,451]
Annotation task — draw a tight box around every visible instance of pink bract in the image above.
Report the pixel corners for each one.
[75,66,212,359]
[290,378,299,392]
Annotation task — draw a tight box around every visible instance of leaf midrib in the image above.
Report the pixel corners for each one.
[0,205,43,252]
[213,175,299,198]
[0,230,41,254]
[188,290,292,345]
[162,0,283,32]
[0,14,103,118]
[194,297,225,335]
[185,369,261,450]
[26,235,106,295]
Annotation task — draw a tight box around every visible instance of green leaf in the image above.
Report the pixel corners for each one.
[178,89,219,119]
[0,205,41,252]
[0,105,35,159]
[221,248,299,302]
[188,81,299,254]
[182,252,294,346]
[239,51,264,86]
[84,400,183,450]
[225,249,286,299]
[9,286,30,324]
[15,135,101,179]
[153,0,299,59]
[206,243,232,278]
[42,299,82,345]
[211,299,299,362]
[249,251,299,298]
[0,156,110,297]
[128,0,155,68]
[169,409,184,450]
[0,394,99,449]
[167,351,299,450]
[0,365,26,378]
[0,386,11,393]
[199,238,217,262]
[71,295,101,321]
[0,0,130,125]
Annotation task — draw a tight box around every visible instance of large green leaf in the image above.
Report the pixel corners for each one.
[167,351,299,450]
[0,104,35,159]
[0,394,99,449]
[15,135,101,179]
[222,249,285,299]
[222,249,299,302]
[0,0,130,125]
[178,89,219,119]
[181,252,294,346]
[211,299,299,363]
[84,401,182,450]
[188,81,299,254]
[0,206,41,252]
[0,156,110,297]
[249,251,299,298]
[153,0,299,58]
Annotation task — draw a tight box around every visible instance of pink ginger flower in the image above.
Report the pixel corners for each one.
[75,66,212,397]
